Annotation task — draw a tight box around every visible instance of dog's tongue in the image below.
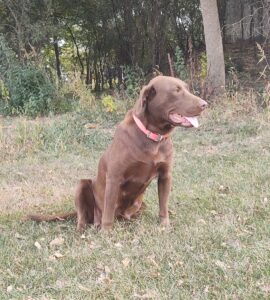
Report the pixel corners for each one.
[183,116,199,128]
[169,114,184,123]
[169,114,199,128]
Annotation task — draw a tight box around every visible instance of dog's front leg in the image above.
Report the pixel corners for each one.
[101,178,120,230]
[158,168,172,226]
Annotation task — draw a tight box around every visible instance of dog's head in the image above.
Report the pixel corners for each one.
[138,76,207,128]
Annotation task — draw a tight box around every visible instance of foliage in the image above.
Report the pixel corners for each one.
[174,46,188,80]
[0,0,205,85]
[0,35,56,117]
[124,65,145,98]
[57,72,95,110]
[226,66,240,97]
[199,52,207,79]
[102,95,117,113]
[257,42,270,80]
[0,79,9,102]
[0,0,269,115]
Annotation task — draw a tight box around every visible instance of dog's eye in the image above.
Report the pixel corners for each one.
[176,86,181,92]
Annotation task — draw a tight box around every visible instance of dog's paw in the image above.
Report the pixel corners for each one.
[159,217,170,227]
[76,223,86,233]
[101,223,113,231]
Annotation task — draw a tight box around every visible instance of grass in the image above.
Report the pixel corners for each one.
[0,100,269,299]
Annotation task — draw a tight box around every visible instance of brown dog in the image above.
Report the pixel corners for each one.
[29,76,207,231]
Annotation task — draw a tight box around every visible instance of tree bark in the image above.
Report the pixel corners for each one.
[53,36,62,80]
[68,27,84,75]
[200,0,225,94]
[85,49,91,86]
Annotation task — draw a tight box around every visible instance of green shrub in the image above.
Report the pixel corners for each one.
[199,52,207,80]
[57,72,95,110]
[10,64,56,116]
[0,79,9,102]
[102,95,117,112]
[174,46,188,80]
[0,35,56,117]
[124,65,144,98]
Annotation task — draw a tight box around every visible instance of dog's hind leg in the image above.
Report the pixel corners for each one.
[75,179,95,232]
[121,194,146,220]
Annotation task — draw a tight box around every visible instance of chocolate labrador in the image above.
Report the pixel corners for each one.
[29,76,207,231]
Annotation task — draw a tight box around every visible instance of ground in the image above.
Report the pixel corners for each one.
[0,102,269,299]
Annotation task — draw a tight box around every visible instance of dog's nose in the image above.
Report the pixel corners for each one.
[200,100,208,110]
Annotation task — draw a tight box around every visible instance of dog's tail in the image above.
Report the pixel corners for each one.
[28,211,77,222]
[75,179,96,231]
[28,179,95,231]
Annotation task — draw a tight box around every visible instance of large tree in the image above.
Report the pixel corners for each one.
[200,0,225,94]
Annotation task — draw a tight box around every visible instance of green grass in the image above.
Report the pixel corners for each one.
[0,104,269,299]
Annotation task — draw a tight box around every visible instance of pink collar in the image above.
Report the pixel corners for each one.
[133,114,169,142]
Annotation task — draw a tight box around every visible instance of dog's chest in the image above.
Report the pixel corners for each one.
[120,159,162,196]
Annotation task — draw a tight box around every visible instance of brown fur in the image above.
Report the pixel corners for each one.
[29,76,207,231]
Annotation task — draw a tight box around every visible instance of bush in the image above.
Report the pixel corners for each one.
[199,52,207,80]
[123,65,144,98]
[0,35,56,117]
[102,95,117,112]
[57,72,95,111]
[174,46,188,80]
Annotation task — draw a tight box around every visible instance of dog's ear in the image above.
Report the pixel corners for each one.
[139,84,156,108]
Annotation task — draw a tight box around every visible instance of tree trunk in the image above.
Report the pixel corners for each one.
[53,36,62,80]
[86,61,91,86]
[200,0,225,94]
[85,48,91,86]
[68,27,84,75]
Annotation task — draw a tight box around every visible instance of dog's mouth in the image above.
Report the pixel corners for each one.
[168,113,199,128]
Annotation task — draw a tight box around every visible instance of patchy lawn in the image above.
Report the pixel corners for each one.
[0,104,269,299]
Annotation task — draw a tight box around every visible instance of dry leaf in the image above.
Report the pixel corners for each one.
[175,260,184,267]
[49,237,65,247]
[215,260,226,270]
[15,233,26,240]
[89,241,97,249]
[218,185,229,193]
[122,258,130,267]
[55,279,66,289]
[177,279,184,286]
[149,271,160,278]
[34,241,42,250]
[115,242,123,248]
[85,123,98,129]
[7,285,13,293]
[47,267,54,272]
[259,284,270,293]
[53,251,64,259]
[96,273,112,285]
[262,197,268,204]
[96,263,104,271]
[48,255,56,261]
[104,266,110,274]
[197,219,206,225]
[147,255,159,268]
[168,209,176,216]
[96,273,106,284]
[78,283,91,292]
[134,290,158,299]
